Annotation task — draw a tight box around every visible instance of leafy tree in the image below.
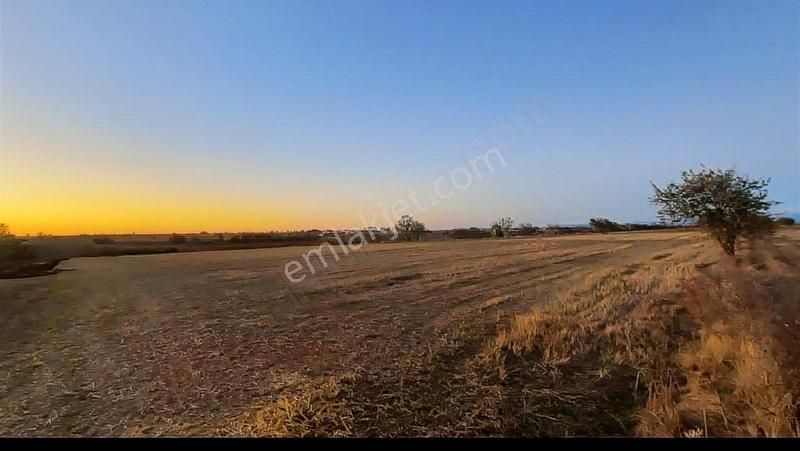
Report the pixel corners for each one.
[650,167,777,256]
[491,217,514,238]
[775,217,795,226]
[589,217,620,234]
[0,223,10,237]
[395,215,426,241]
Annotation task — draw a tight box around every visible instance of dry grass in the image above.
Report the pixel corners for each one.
[483,232,800,437]
[492,262,694,364]
[1,229,799,436]
[638,250,800,437]
[223,373,361,437]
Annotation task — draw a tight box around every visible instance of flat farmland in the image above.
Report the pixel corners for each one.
[1,229,799,436]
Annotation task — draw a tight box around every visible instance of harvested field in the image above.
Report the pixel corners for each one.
[1,229,799,436]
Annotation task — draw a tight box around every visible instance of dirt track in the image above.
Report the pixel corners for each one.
[0,230,788,435]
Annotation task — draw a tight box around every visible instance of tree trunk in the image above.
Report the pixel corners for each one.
[721,233,736,256]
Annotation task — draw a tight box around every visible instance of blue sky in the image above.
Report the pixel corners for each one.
[1,0,798,233]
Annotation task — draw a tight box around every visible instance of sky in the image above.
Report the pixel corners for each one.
[1,0,798,235]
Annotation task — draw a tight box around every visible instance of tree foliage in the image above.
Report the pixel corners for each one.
[395,215,426,241]
[650,167,777,256]
[589,217,620,234]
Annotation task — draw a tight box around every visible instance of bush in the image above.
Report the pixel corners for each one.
[228,231,319,243]
[450,228,492,239]
[775,217,795,226]
[516,223,539,236]
[621,223,676,231]
[0,240,36,261]
[589,218,621,234]
[395,215,426,241]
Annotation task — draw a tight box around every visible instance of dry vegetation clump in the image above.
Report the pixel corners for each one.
[220,325,510,437]
[492,263,694,364]
[485,258,699,435]
[488,237,800,437]
[224,373,362,437]
[638,252,800,437]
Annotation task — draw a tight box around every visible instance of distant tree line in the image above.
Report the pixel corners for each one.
[5,165,791,258]
[224,231,321,244]
[449,228,492,239]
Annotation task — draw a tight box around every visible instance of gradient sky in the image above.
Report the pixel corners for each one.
[1,0,798,235]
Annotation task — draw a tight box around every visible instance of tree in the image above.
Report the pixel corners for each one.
[0,223,10,237]
[395,215,426,241]
[589,217,620,234]
[650,167,777,256]
[775,217,795,226]
[491,217,514,238]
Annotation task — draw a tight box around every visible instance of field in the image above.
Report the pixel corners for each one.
[1,229,799,436]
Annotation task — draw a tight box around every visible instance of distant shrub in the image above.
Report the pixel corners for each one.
[0,239,36,261]
[620,223,676,231]
[168,234,187,245]
[92,237,116,245]
[516,223,539,236]
[542,226,586,236]
[228,231,320,244]
[775,217,795,226]
[450,228,491,239]
[589,218,621,234]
